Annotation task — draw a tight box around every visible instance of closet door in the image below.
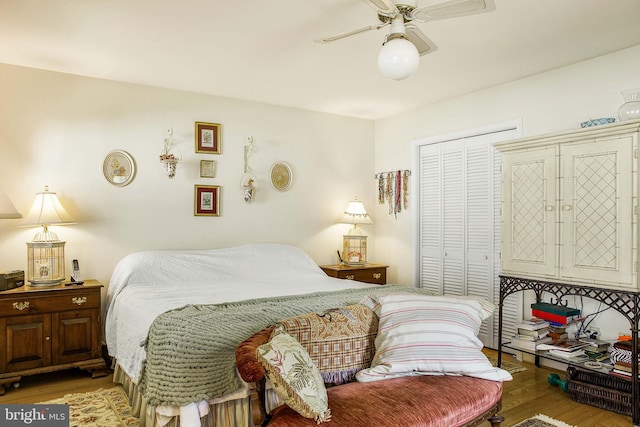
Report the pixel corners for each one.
[465,135,494,304]
[418,127,520,349]
[442,140,465,296]
[419,140,468,295]
[418,135,496,346]
[419,142,446,293]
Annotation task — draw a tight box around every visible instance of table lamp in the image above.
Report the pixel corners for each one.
[21,186,76,286]
[340,197,373,265]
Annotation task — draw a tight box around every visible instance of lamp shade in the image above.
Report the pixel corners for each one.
[378,37,419,81]
[21,186,76,228]
[340,198,373,234]
[0,188,22,219]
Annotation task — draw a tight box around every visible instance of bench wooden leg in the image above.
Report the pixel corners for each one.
[487,414,505,426]
[255,377,270,426]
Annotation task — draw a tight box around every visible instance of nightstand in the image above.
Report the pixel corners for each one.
[320,264,388,285]
[0,279,107,394]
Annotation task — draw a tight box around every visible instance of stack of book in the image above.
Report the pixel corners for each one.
[575,338,610,362]
[538,340,590,361]
[548,325,568,341]
[609,340,639,378]
[580,338,610,352]
[530,302,581,325]
[611,361,639,379]
[510,318,552,351]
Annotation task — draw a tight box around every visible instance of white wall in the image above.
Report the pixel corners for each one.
[3,45,640,339]
[0,64,375,290]
[373,44,640,341]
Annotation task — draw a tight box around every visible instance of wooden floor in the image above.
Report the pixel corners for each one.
[0,356,634,426]
[497,352,632,427]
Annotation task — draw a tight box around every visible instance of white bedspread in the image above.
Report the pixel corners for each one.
[105,243,371,384]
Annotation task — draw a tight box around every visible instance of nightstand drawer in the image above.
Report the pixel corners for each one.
[0,291,100,317]
[320,264,388,285]
[336,268,386,284]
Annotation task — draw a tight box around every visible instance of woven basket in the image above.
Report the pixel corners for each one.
[566,366,632,416]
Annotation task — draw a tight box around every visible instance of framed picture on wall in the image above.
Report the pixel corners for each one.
[195,122,221,154]
[194,185,220,216]
[200,160,216,178]
[103,150,136,187]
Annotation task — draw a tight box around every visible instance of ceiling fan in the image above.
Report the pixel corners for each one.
[316,0,496,80]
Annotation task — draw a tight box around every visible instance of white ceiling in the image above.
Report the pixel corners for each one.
[2,0,640,120]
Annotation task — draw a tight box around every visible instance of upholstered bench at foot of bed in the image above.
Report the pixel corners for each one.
[266,374,503,427]
[236,328,504,427]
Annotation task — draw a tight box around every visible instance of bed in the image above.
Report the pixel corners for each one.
[105,243,419,427]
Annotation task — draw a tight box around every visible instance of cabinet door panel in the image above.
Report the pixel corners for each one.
[52,309,99,365]
[502,146,558,277]
[561,136,634,286]
[1,314,51,372]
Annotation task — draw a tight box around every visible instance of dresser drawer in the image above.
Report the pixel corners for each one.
[0,290,100,317]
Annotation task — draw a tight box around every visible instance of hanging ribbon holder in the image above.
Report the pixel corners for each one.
[375,169,411,218]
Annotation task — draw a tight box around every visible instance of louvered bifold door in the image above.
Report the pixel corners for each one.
[419,143,444,294]
[418,126,521,349]
[465,135,494,343]
[442,141,465,296]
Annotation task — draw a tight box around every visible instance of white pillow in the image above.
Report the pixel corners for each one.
[356,293,512,382]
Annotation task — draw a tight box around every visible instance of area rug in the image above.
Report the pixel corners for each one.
[513,414,576,427]
[486,354,528,374]
[37,386,138,427]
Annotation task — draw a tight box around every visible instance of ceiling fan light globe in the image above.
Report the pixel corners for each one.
[377,38,419,80]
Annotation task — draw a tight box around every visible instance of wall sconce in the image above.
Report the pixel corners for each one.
[241,136,257,204]
[20,186,76,286]
[340,197,373,265]
[159,128,181,178]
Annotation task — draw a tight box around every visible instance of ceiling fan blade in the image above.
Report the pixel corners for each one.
[405,24,438,56]
[410,0,495,22]
[362,0,399,17]
[315,23,388,43]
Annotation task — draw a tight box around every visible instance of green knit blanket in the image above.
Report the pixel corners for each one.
[138,284,433,407]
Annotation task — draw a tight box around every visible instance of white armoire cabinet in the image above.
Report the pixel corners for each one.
[496,119,640,290]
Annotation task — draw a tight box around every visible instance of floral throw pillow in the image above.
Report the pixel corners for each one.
[257,327,332,423]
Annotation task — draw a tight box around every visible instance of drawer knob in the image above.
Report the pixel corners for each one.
[72,296,87,306]
[345,275,355,280]
[12,301,30,311]
[45,336,50,341]
[373,273,382,279]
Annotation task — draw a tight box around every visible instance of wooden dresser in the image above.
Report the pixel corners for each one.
[0,279,107,394]
[320,263,388,285]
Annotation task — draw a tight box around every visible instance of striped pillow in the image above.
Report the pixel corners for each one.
[356,293,512,383]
